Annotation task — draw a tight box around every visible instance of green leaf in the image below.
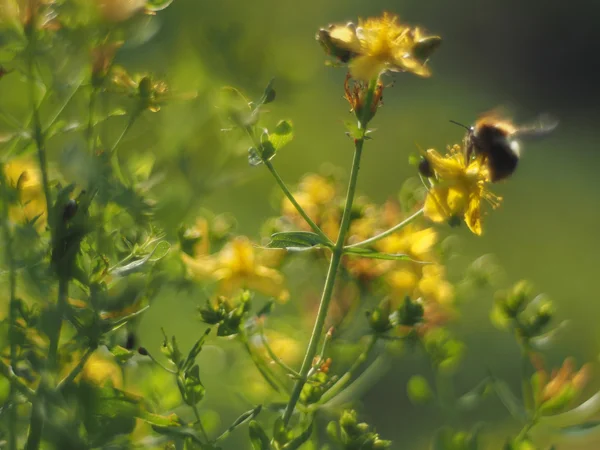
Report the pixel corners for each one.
[407,375,434,405]
[181,364,205,406]
[181,328,211,372]
[456,377,492,412]
[110,241,170,277]
[343,120,362,140]
[529,320,569,351]
[216,405,262,442]
[541,391,600,428]
[249,420,271,450]
[493,379,529,422]
[283,420,314,450]
[145,0,175,11]
[228,405,262,431]
[258,78,276,105]
[344,247,424,262]
[110,345,136,364]
[266,231,331,250]
[270,120,294,150]
[553,420,600,439]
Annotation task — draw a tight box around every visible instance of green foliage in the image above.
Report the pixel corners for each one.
[0,3,594,450]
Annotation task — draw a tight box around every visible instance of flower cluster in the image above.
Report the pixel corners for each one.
[181,219,289,303]
[274,173,454,331]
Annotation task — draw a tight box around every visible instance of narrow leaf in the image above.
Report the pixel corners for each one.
[266,231,330,250]
[540,391,600,428]
[456,377,493,411]
[493,379,529,422]
[344,247,424,262]
[249,420,271,450]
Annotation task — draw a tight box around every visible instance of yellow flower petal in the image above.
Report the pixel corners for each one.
[424,186,450,223]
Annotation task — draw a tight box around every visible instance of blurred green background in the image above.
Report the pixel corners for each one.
[67,0,600,447]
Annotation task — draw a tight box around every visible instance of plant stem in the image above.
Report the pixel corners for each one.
[191,404,210,443]
[86,87,98,153]
[0,171,18,450]
[263,158,330,243]
[317,335,378,405]
[26,33,53,237]
[56,345,96,391]
[258,327,301,378]
[239,331,285,393]
[109,108,141,186]
[282,109,368,425]
[48,278,68,370]
[345,208,424,249]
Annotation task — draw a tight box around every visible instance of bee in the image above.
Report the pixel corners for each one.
[453,112,558,182]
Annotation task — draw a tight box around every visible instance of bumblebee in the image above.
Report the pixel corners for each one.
[459,113,558,182]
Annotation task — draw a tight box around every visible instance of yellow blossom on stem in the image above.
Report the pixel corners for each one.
[423,144,501,235]
[317,12,441,81]
[181,236,289,303]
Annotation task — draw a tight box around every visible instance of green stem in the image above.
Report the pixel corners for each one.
[109,109,141,186]
[47,278,68,370]
[515,415,538,442]
[281,78,377,426]
[0,359,35,402]
[86,87,98,153]
[317,335,378,405]
[263,158,330,243]
[191,404,210,443]
[345,208,424,249]
[56,345,97,391]
[239,332,286,393]
[0,171,18,450]
[243,124,329,243]
[282,116,368,426]
[26,33,53,238]
[258,327,301,378]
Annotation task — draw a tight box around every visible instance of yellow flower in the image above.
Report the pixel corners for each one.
[318,12,441,81]
[4,157,46,230]
[80,350,123,388]
[418,264,454,305]
[182,236,289,303]
[423,145,501,235]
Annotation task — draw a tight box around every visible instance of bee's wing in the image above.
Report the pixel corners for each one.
[513,114,559,140]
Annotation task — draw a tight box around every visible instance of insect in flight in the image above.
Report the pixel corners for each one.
[451,112,559,182]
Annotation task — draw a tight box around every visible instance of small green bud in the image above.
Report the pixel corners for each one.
[373,439,392,449]
[368,299,393,334]
[397,296,424,327]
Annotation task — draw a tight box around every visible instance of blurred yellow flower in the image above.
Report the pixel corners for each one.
[259,330,302,366]
[282,174,338,234]
[80,350,123,388]
[318,12,441,81]
[182,236,289,303]
[423,145,501,235]
[4,157,46,230]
